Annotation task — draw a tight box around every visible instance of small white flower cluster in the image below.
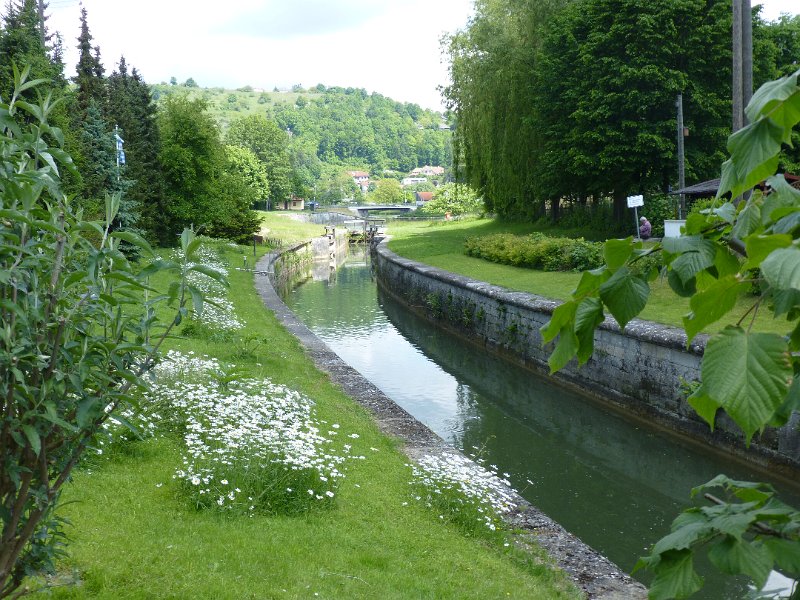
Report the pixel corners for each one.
[176,245,243,331]
[409,452,517,531]
[152,349,221,381]
[97,351,222,450]
[142,352,362,513]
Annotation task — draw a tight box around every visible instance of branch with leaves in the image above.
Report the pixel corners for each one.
[0,67,225,598]
[542,68,800,598]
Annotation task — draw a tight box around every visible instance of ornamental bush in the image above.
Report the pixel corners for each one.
[0,69,218,597]
[464,232,605,272]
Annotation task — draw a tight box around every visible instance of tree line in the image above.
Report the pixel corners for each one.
[0,1,453,245]
[444,0,800,226]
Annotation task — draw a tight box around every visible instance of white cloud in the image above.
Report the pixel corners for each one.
[47,0,473,110]
[44,0,799,111]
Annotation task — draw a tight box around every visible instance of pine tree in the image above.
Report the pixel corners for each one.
[78,99,125,211]
[0,0,61,99]
[73,5,105,115]
[107,58,167,243]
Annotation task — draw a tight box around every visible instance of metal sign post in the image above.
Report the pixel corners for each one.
[627,195,644,238]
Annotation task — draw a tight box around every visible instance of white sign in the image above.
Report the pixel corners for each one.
[627,194,644,208]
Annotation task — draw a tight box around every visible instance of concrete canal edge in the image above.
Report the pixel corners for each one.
[254,250,648,600]
[371,241,800,477]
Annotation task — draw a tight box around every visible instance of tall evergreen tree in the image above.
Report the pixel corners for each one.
[0,0,60,99]
[107,58,167,242]
[73,5,105,115]
[78,99,125,209]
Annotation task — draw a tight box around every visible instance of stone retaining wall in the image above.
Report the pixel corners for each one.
[372,242,800,475]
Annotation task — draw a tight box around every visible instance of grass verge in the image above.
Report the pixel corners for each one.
[34,236,579,599]
[386,217,783,334]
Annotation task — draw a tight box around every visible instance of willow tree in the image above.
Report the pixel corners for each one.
[443,0,566,219]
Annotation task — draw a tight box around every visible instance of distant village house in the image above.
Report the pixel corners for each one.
[411,165,445,177]
[348,170,370,193]
[275,196,305,211]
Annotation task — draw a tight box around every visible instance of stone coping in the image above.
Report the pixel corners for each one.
[254,250,647,600]
[377,244,707,355]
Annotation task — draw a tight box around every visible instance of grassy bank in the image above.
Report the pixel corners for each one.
[34,233,578,599]
[386,218,782,334]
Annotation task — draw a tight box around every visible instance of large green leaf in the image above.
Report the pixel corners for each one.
[731,201,762,240]
[653,522,713,555]
[683,276,743,342]
[743,233,792,270]
[670,243,717,285]
[745,70,799,123]
[541,301,577,344]
[21,424,41,455]
[572,267,610,297]
[574,297,604,364]
[110,231,154,257]
[548,328,578,374]
[725,117,784,197]
[707,537,772,590]
[603,237,633,272]
[687,385,720,430]
[761,247,800,291]
[702,328,792,442]
[763,538,800,574]
[647,550,704,600]
[598,267,649,329]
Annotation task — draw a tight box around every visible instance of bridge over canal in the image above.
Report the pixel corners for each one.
[347,205,417,218]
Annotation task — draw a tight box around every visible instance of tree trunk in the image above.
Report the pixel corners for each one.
[613,188,628,224]
[550,197,560,222]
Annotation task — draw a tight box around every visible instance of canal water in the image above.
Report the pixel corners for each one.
[282,250,798,599]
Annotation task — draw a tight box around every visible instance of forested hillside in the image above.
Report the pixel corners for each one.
[445,0,800,225]
[152,82,453,202]
[0,1,453,246]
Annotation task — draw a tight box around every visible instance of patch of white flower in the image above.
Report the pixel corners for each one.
[409,451,517,532]
[99,350,362,515]
[149,352,359,513]
[174,245,243,331]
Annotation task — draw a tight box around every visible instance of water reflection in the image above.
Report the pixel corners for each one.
[284,253,798,599]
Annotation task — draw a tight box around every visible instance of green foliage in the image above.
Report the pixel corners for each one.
[369,178,405,205]
[0,73,217,597]
[158,94,221,230]
[226,114,292,204]
[225,144,269,205]
[418,183,483,216]
[636,476,800,600]
[445,0,797,224]
[542,69,800,597]
[269,86,450,173]
[465,233,605,272]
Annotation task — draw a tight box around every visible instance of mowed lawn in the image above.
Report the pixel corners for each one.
[33,237,578,600]
[386,218,783,335]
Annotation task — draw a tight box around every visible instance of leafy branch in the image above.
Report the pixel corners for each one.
[542,68,800,598]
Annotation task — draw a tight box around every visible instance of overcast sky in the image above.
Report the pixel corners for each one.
[44,0,800,112]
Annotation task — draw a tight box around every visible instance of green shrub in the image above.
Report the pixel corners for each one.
[465,233,605,272]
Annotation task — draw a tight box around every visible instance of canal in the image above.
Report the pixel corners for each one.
[282,249,798,599]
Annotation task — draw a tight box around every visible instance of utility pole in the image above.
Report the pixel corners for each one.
[733,0,744,131]
[732,0,754,204]
[732,0,753,132]
[676,94,686,219]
